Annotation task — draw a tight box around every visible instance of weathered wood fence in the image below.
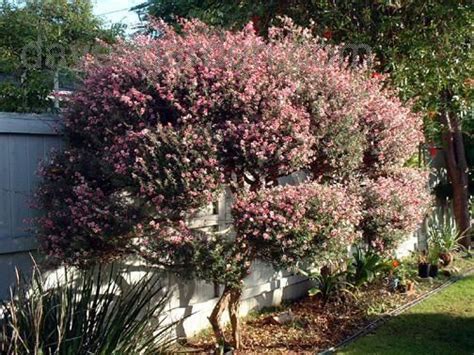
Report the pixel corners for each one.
[0,113,62,254]
[0,113,64,302]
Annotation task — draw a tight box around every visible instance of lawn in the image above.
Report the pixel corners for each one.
[339,274,474,355]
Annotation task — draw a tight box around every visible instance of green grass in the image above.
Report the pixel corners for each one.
[339,274,474,355]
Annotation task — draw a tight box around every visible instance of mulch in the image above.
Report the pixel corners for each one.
[187,283,402,354]
[186,263,472,354]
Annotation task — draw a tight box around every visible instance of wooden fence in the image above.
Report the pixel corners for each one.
[0,112,63,255]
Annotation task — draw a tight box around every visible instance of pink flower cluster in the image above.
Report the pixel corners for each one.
[264,20,424,180]
[36,152,132,265]
[362,168,432,253]
[105,124,223,216]
[232,182,362,267]
[147,20,316,181]
[360,88,424,174]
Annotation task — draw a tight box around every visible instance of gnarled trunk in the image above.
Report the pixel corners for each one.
[208,285,232,348]
[207,285,243,351]
[228,287,243,349]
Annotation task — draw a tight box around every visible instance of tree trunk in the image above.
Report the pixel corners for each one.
[228,287,243,349]
[208,285,232,349]
[439,93,471,248]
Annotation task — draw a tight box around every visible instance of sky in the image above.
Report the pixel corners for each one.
[92,0,144,32]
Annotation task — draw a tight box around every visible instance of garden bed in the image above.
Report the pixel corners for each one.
[186,254,474,354]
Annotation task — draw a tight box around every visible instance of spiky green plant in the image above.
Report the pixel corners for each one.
[347,247,390,287]
[426,207,463,254]
[300,267,354,305]
[1,260,177,354]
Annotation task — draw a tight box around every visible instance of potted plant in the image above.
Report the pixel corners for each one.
[426,207,461,267]
[439,236,462,266]
[395,261,416,293]
[418,251,430,278]
[438,230,465,266]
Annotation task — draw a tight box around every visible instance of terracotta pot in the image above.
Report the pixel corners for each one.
[439,252,453,267]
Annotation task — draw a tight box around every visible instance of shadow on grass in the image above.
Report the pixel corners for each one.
[341,313,474,354]
[340,275,474,355]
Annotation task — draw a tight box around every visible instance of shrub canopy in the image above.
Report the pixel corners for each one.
[37,19,428,274]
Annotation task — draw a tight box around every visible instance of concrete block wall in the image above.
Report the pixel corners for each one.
[165,262,311,337]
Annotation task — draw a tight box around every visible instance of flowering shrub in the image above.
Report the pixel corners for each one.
[264,20,423,181]
[361,168,431,253]
[35,19,429,348]
[359,88,424,175]
[144,20,315,183]
[105,125,222,215]
[138,222,247,287]
[36,150,134,265]
[232,182,362,268]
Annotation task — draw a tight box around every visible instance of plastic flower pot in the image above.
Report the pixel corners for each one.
[429,264,439,278]
[418,263,430,278]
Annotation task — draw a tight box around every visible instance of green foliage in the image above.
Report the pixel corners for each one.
[0,0,119,113]
[391,259,417,285]
[135,0,263,31]
[1,262,176,354]
[347,247,389,287]
[426,207,464,254]
[301,267,353,304]
[427,243,441,265]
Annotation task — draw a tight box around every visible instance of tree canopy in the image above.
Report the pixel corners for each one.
[139,0,473,136]
[0,0,122,112]
[139,0,473,243]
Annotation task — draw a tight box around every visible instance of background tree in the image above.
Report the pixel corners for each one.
[139,0,473,247]
[0,0,122,112]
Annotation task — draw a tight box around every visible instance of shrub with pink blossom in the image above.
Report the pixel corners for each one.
[361,168,431,253]
[232,182,362,268]
[359,86,424,175]
[262,20,424,182]
[35,19,429,349]
[37,150,133,265]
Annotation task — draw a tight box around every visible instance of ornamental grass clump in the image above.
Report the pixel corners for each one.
[35,18,429,349]
[1,263,175,354]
